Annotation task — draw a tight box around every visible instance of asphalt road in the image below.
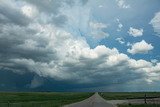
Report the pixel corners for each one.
[64,93,117,107]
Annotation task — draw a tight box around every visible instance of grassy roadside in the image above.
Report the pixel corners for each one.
[118,104,160,107]
[99,92,160,100]
[0,92,94,107]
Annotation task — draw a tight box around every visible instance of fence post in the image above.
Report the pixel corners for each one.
[7,101,9,107]
[144,93,147,104]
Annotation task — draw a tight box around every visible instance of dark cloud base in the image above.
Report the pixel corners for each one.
[0,70,153,92]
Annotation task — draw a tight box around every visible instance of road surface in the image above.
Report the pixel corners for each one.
[64,93,117,107]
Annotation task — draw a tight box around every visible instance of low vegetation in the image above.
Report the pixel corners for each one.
[0,92,93,107]
[99,92,160,100]
[118,104,160,107]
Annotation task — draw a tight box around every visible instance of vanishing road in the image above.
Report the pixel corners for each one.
[64,93,117,107]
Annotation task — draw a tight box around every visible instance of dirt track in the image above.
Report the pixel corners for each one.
[64,93,117,107]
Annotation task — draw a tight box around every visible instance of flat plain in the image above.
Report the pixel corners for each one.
[1,92,160,107]
[99,92,160,100]
[0,92,93,107]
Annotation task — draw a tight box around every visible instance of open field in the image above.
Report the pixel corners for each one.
[0,92,93,107]
[1,92,160,107]
[99,92,160,100]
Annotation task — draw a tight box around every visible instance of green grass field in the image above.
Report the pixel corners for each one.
[0,92,94,107]
[99,92,160,100]
[1,92,160,107]
[118,104,160,107]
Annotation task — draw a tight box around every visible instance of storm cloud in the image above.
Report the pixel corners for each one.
[0,0,160,91]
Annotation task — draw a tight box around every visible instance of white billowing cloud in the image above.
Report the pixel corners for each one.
[129,59,152,69]
[10,38,158,84]
[116,0,130,9]
[116,37,125,44]
[143,63,160,83]
[127,40,154,54]
[150,11,160,36]
[128,27,143,37]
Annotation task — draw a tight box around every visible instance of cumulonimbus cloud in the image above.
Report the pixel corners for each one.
[0,0,159,89]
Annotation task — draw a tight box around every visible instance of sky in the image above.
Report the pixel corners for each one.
[0,0,160,92]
